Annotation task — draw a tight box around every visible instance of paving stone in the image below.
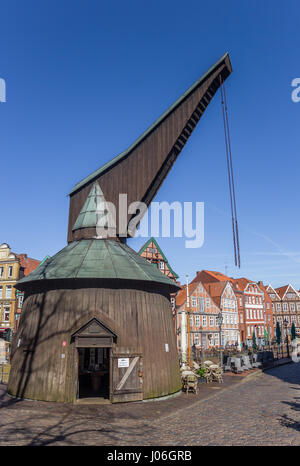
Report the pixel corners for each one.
[0,364,299,445]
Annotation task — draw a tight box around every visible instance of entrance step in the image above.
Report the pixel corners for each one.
[76,397,111,405]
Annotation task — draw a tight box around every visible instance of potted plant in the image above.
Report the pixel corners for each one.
[195,367,206,384]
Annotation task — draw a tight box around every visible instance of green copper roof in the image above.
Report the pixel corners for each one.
[69,53,230,196]
[72,182,106,231]
[16,239,180,291]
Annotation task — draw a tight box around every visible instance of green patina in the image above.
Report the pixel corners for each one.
[16,239,180,291]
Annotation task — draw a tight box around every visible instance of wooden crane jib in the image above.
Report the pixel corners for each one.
[67,53,233,243]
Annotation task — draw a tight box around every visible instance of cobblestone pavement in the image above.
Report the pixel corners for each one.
[0,363,299,445]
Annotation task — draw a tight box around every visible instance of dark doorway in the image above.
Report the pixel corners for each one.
[78,347,110,399]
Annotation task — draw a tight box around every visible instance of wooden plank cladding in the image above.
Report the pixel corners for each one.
[67,53,232,242]
[7,280,181,403]
[8,54,233,404]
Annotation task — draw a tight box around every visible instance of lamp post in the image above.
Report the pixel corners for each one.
[216,312,223,368]
[199,325,203,363]
[283,318,290,358]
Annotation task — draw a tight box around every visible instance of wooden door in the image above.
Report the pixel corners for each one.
[111,353,143,403]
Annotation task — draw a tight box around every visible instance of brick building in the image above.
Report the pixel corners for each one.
[175,278,221,351]
[233,279,267,346]
[266,284,300,339]
[0,243,41,338]
[204,281,239,347]
[192,270,274,346]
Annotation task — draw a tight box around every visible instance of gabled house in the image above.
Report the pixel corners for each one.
[267,284,300,337]
[203,281,239,347]
[138,237,178,282]
[175,278,221,350]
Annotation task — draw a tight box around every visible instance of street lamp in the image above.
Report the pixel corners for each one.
[216,312,223,368]
[283,319,290,358]
[199,325,203,363]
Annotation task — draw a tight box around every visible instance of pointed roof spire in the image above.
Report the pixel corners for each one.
[72,182,108,232]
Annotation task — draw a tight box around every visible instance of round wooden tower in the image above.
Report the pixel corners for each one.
[8,53,232,402]
[8,239,181,402]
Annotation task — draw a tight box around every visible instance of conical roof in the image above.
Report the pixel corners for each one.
[72,182,107,231]
[16,239,180,292]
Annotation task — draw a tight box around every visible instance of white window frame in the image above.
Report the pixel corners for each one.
[5,285,12,299]
[4,307,10,322]
[191,296,197,307]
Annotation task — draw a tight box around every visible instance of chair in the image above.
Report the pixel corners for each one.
[251,353,262,368]
[183,374,198,394]
[213,367,224,383]
[241,355,253,370]
[231,357,245,373]
[223,357,232,372]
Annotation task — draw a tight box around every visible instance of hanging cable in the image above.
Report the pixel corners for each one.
[220,75,241,268]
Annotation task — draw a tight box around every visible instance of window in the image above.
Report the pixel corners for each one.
[195,315,200,327]
[283,303,288,312]
[206,299,210,308]
[202,316,207,327]
[4,307,10,322]
[194,334,200,345]
[159,261,164,270]
[5,285,12,299]
[287,293,295,299]
[267,303,270,309]
[191,296,197,307]
[209,316,214,327]
[250,309,253,319]
[239,298,242,306]
[247,326,251,336]
[199,297,204,312]
[291,315,296,323]
[290,303,295,312]
[8,266,13,277]
[246,309,249,319]
[170,297,175,309]
[19,295,24,308]
[0,286,2,299]
[189,315,193,327]
[276,303,281,311]
[253,310,256,319]
[214,333,220,345]
[240,313,243,323]
[297,303,300,312]
[0,267,3,278]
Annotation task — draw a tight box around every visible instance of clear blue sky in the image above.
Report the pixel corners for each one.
[1,0,300,289]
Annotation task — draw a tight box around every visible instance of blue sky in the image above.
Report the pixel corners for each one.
[1,0,300,289]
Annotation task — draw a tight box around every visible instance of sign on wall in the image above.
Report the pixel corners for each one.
[118,358,129,368]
